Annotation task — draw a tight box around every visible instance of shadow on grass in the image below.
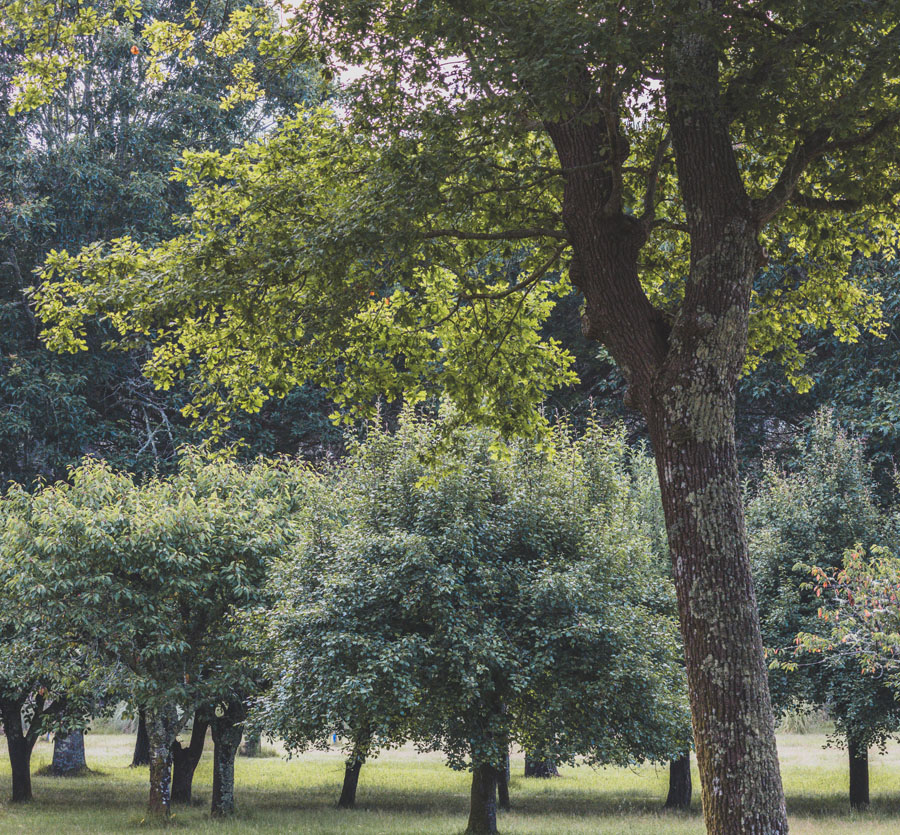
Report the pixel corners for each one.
[9,767,900,828]
[34,766,102,778]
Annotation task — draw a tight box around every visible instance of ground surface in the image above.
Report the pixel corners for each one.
[1,732,899,833]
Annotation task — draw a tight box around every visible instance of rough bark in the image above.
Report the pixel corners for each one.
[465,763,498,835]
[239,729,261,757]
[524,756,558,778]
[132,708,150,767]
[210,700,245,817]
[664,753,692,810]
[1,699,34,803]
[145,704,179,817]
[50,730,87,776]
[849,738,869,810]
[539,12,789,834]
[171,713,209,804]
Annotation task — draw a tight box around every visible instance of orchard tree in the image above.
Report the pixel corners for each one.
[749,411,900,809]
[792,548,900,694]
[0,481,117,803]
[784,547,900,809]
[5,455,304,817]
[0,554,103,802]
[255,413,690,834]
[15,3,900,830]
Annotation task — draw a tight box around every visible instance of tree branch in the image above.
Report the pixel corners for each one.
[461,244,567,301]
[639,131,671,228]
[422,226,568,242]
[789,193,861,213]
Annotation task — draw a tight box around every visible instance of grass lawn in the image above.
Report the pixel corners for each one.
[1,732,899,833]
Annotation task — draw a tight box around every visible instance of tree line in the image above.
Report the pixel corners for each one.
[4,410,900,832]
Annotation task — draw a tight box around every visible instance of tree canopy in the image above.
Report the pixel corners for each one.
[11,3,900,830]
[254,412,689,833]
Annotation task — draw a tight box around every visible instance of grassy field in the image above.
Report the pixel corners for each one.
[1,732,900,833]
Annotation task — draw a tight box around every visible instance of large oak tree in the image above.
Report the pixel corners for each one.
[13,3,900,831]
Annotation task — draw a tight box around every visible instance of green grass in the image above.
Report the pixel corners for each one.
[1,733,900,833]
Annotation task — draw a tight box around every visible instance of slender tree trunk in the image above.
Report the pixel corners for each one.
[51,730,87,776]
[664,752,692,810]
[239,729,261,757]
[132,708,150,767]
[337,726,370,809]
[524,755,558,778]
[171,713,209,804]
[145,704,179,817]
[496,763,510,812]
[210,700,245,817]
[849,738,869,810]
[466,763,498,835]
[1,699,34,803]
[338,759,363,809]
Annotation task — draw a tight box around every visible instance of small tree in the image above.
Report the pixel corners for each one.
[0,487,107,802]
[256,413,690,834]
[5,454,303,817]
[784,547,900,808]
[749,411,900,809]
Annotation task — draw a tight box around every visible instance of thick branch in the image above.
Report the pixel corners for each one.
[754,114,900,224]
[753,23,900,225]
[790,192,861,213]
[752,128,831,225]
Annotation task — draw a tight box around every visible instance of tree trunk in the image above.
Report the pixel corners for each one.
[496,763,510,812]
[664,752,692,810]
[338,759,363,809]
[337,726,371,809]
[51,730,87,776]
[849,738,869,810]
[524,755,558,778]
[210,700,245,817]
[1,699,34,803]
[541,12,789,834]
[145,704,179,817]
[171,713,209,804]
[648,403,786,833]
[132,708,150,767]
[465,763,498,835]
[239,729,261,757]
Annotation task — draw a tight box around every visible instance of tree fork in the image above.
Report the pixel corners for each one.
[171,712,209,804]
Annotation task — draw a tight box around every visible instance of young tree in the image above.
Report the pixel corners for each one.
[4,455,302,817]
[783,547,900,809]
[749,411,900,809]
[255,413,690,834]
[21,4,900,829]
[0,486,107,802]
